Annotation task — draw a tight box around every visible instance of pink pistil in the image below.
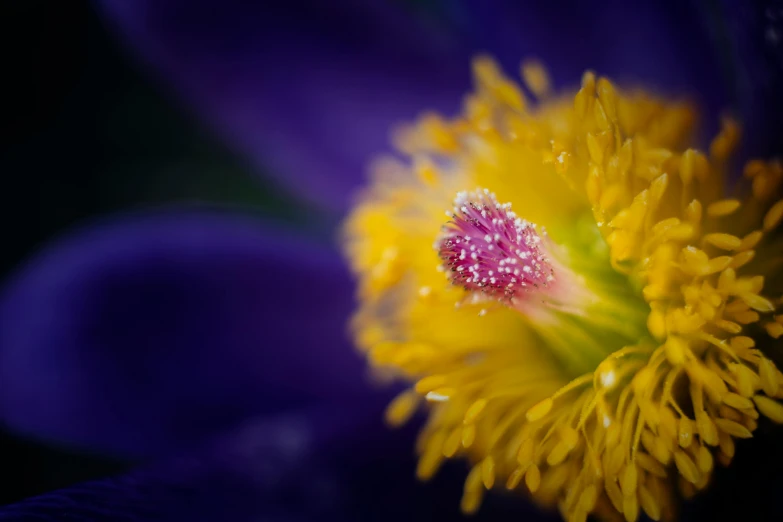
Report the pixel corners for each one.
[437,189,554,302]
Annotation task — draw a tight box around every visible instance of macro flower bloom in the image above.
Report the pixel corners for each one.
[343,56,783,521]
[1,1,782,521]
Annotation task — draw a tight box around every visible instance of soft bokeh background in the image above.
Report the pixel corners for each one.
[2,1,783,520]
[1,1,319,504]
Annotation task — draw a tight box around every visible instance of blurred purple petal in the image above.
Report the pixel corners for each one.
[0,405,561,522]
[96,0,729,214]
[97,0,472,215]
[2,406,782,521]
[448,1,727,107]
[712,0,783,156]
[0,210,378,457]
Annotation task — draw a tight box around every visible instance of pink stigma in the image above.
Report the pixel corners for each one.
[437,189,554,301]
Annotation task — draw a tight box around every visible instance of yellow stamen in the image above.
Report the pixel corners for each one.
[342,57,783,521]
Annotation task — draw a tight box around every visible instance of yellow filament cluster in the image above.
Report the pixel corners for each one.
[342,57,783,522]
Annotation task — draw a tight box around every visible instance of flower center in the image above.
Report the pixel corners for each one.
[342,56,783,522]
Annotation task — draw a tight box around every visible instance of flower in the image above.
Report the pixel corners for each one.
[1,1,782,520]
[343,55,783,521]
